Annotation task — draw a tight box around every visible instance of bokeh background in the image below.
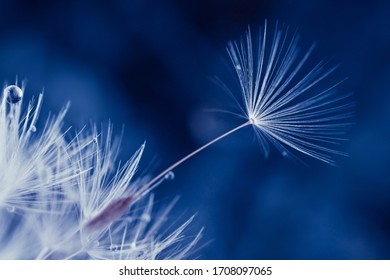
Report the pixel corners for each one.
[1,0,389,259]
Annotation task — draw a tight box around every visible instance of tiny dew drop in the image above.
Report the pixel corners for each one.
[282,151,288,157]
[30,125,37,133]
[4,85,23,104]
[6,206,15,213]
[164,171,175,181]
[141,213,151,222]
[235,64,242,70]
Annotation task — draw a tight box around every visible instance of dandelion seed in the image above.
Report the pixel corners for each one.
[84,195,135,233]
[118,22,353,208]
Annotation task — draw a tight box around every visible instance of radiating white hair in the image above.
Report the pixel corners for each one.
[0,84,202,260]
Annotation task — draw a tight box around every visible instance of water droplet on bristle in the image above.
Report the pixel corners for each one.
[6,206,15,213]
[164,171,175,180]
[4,85,23,104]
[30,125,36,133]
[141,214,151,222]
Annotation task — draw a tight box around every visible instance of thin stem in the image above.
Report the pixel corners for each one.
[133,120,251,199]
[83,120,251,234]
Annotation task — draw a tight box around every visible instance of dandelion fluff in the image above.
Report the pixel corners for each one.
[119,22,353,206]
[0,22,352,259]
[226,22,354,164]
[0,85,202,259]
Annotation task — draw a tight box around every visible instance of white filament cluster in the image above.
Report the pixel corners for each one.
[226,22,353,164]
[0,85,201,260]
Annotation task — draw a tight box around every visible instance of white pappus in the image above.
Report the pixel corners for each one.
[0,83,202,260]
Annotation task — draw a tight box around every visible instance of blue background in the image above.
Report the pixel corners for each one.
[1,0,389,259]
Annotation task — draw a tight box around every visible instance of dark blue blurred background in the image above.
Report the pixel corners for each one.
[1,0,389,259]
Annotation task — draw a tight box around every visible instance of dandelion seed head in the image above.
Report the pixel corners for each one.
[4,85,23,104]
[226,22,353,164]
[0,87,201,260]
